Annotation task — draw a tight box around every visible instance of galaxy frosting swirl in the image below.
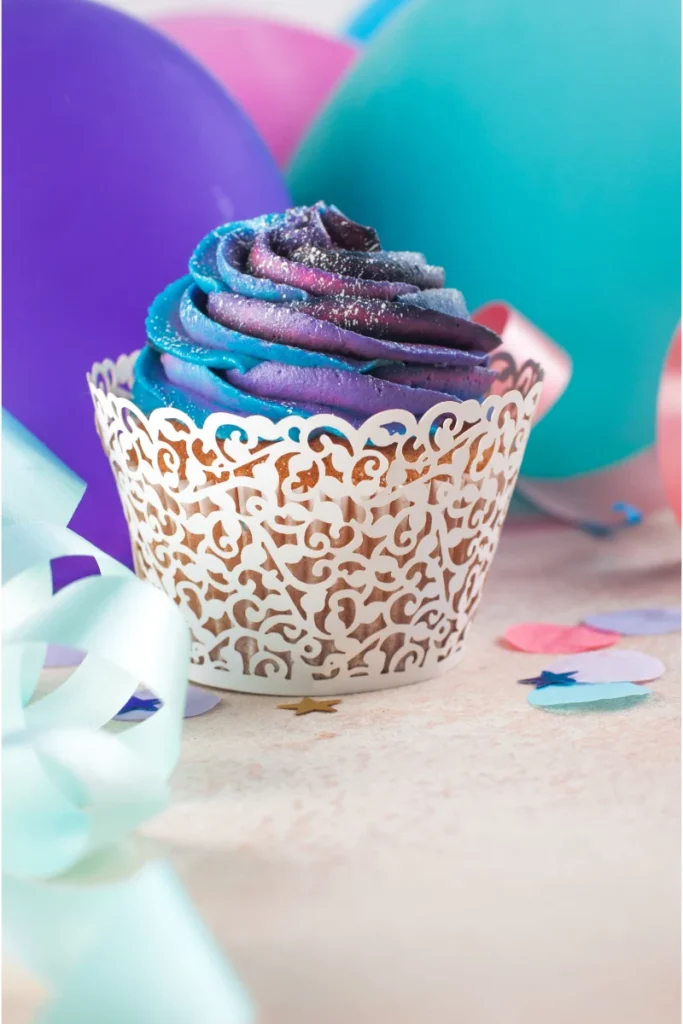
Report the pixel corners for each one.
[133,202,502,428]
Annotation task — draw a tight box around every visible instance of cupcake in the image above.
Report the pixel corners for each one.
[89,202,542,695]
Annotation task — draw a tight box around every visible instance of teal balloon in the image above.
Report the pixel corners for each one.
[290,0,681,478]
[346,0,411,42]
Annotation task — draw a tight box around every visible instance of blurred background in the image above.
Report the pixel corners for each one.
[108,0,360,32]
[4,0,679,560]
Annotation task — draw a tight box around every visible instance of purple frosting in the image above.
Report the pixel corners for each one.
[133,202,502,426]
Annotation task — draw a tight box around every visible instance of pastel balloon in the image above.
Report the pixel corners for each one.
[4,0,289,569]
[657,325,681,523]
[155,15,357,167]
[346,0,412,41]
[290,0,681,479]
[503,623,619,654]
[546,650,666,684]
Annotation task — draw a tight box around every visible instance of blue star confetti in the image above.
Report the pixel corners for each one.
[518,669,579,689]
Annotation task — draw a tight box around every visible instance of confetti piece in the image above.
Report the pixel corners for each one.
[277,697,341,715]
[528,681,651,708]
[503,622,619,654]
[579,501,643,537]
[44,645,85,668]
[118,694,161,716]
[518,670,579,688]
[115,685,220,721]
[546,649,666,684]
[583,607,681,636]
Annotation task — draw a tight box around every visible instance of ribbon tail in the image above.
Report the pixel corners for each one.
[5,863,254,1024]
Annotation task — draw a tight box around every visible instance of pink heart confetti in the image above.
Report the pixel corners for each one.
[502,622,620,654]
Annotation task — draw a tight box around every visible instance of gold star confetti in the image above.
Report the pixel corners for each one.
[277,697,342,716]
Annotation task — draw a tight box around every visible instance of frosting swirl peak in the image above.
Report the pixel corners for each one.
[133,202,502,427]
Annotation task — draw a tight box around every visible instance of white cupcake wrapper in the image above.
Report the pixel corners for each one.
[88,351,542,695]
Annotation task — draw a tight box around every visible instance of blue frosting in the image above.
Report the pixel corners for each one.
[189,212,308,301]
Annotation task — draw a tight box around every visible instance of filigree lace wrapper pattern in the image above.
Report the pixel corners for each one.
[89,353,542,695]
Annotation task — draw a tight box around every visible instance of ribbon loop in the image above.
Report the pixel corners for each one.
[2,409,253,1022]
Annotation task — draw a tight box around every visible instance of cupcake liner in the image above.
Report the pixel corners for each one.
[88,351,542,695]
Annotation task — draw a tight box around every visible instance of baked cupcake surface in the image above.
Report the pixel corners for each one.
[133,202,502,427]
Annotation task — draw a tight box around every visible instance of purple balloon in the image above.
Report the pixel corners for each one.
[3,0,290,570]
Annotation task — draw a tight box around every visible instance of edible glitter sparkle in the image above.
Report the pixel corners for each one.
[133,202,502,425]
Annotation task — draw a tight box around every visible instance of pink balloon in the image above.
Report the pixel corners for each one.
[154,15,358,167]
[657,325,681,523]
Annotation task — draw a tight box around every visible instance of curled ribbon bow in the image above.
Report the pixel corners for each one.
[2,411,253,1023]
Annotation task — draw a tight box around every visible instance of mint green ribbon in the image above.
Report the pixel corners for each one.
[2,410,253,1023]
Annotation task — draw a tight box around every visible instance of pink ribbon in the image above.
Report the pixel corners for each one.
[473,301,572,422]
[473,302,681,530]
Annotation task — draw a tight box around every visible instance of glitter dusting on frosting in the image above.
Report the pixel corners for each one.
[133,201,502,426]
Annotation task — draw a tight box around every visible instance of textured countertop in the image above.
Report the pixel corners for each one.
[6,511,681,1023]
[157,510,681,1024]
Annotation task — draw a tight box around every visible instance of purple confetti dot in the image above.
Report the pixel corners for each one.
[546,649,665,684]
[583,607,681,636]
